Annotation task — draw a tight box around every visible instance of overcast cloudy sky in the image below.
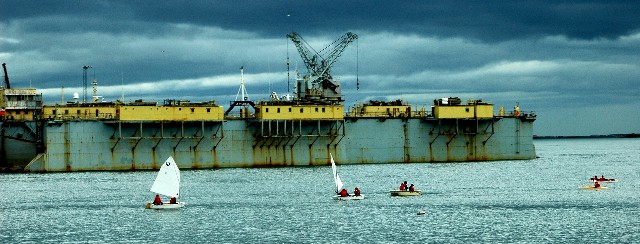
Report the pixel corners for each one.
[2,1,639,136]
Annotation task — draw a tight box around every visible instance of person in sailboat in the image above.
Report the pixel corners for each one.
[354,187,361,196]
[153,194,163,205]
[409,184,415,191]
[399,181,407,191]
[169,197,177,204]
[340,188,349,197]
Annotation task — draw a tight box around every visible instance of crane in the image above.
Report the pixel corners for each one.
[2,63,10,89]
[287,32,358,103]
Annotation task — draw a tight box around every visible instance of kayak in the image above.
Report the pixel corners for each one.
[580,185,608,190]
[390,190,422,196]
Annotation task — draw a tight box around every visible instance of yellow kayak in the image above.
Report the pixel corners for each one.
[390,190,422,196]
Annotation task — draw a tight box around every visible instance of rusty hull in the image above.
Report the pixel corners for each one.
[19,116,536,172]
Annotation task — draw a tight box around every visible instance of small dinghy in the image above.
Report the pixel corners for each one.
[331,153,364,200]
[145,156,185,209]
[590,178,617,183]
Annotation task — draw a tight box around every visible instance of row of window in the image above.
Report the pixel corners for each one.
[2,110,32,115]
[264,107,328,113]
[125,107,213,113]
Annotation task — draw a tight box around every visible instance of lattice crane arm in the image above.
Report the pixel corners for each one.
[287,32,318,75]
[287,32,358,79]
[319,32,358,77]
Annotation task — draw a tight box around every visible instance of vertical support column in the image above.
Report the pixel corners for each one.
[403,121,410,162]
[64,121,71,171]
[35,110,45,154]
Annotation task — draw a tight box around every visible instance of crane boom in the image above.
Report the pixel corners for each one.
[2,63,10,89]
[286,32,317,75]
[318,32,358,79]
[287,32,358,81]
[286,32,358,103]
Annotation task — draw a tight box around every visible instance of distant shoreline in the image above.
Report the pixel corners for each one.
[534,133,640,139]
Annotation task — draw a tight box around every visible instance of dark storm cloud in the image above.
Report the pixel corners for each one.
[2,1,640,136]
[139,1,640,41]
[4,1,640,40]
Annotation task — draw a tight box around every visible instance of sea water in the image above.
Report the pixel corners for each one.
[1,138,639,243]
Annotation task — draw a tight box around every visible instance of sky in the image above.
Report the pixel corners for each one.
[1,0,639,136]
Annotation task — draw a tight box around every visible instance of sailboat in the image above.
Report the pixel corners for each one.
[145,156,185,209]
[331,153,364,200]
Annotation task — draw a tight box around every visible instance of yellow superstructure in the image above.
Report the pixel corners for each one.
[42,104,118,120]
[42,100,224,121]
[255,103,343,120]
[118,105,224,121]
[350,101,412,117]
[432,99,494,119]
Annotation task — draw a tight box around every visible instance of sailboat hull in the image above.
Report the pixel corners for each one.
[333,195,364,200]
[145,202,186,209]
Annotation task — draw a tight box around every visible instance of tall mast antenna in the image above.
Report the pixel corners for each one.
[235,66,249,101]
[82,65,92,103]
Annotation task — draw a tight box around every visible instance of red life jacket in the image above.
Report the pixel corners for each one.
[153,196,163,205]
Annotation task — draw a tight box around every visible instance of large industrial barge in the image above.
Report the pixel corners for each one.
[0,33,536,172]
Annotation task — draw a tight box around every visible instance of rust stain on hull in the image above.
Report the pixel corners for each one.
[16,117,535,172]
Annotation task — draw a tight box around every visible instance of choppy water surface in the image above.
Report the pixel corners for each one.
[2,138,639,243]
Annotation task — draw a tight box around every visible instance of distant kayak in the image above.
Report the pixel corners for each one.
[580,185,608,190]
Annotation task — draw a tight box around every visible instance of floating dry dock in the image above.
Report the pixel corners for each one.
[0,33,536,172]
[1,96,536,172]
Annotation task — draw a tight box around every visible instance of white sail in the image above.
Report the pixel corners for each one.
[331,154,337,182]
[335,173,344,193]
[330,153,343,192]
[150,156,181,198]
